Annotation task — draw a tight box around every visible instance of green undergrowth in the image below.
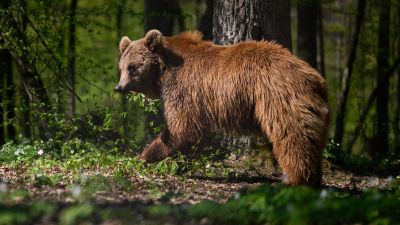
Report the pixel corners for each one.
[188,183,400,225]
[0,138,237,184]
[2,138,398,181]
[1,183,400,225]
[324,139,400,174]
[0,198,129,225]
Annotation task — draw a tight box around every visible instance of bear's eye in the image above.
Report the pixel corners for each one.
[127,65,136,76]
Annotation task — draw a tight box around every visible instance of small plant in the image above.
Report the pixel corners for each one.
[128,92,161,115]
[323,138,342,161]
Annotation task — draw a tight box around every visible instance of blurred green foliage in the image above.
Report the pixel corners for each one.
[1,183,399,225]
[189,184,400,225]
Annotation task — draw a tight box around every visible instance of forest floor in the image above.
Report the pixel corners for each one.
[1,144,399,225]
[0,162,395,205]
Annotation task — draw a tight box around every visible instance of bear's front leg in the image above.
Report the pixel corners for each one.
[140,105,204,162]
[139,131,172,162]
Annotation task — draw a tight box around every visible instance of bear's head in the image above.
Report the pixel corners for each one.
[115,29,163,99]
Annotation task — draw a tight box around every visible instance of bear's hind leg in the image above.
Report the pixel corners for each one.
[256,97,327,186]
[271,133,322,186]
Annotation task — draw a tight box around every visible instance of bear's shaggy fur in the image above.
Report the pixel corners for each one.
[116,30,330,186]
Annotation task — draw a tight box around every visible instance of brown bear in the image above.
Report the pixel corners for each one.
[115,30,329,186]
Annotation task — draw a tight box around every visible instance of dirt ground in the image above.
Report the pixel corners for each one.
[0,163,394,206]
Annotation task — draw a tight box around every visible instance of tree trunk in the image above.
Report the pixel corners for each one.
[297,0,317,69]
[395,64,400,152]
[214,0,292,50]
[334,0,345,95]
[66,0,78,120]
[56,0,67,112]
[199,0,213,40]
[0,0,8,144]
[18,0,31,139]
[144,0,184,36]
[0,0,11,144]
[316,1,326,77]
[0,0,15,142]
[333,0,366,147]
[373,0,391,156]
[258,1,292,50]
[5,53,16,141]
[346,88,377,153]
[395,4,400,152]
[0,74,4,145]
[20,87,31,138]
[116,0,127,136]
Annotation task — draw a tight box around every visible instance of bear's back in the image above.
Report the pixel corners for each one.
[162,33,327,130]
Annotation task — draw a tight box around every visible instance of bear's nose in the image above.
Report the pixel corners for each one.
[114,85,123,93]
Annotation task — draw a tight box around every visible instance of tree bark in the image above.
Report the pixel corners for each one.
[5,52,15,141]
[258,1,292,50]
[18,0,31,139]
[214,0,261,44]
[0,0,11,144]
[56,0,67,112]
[116,0,127,136]
[214,0,292,50]
[297,0,317,69]
[316,1,326,77]
[66,0,78,120]
[333,0,366,146]
[20,86,31,138]
[0,0,16,142]
[333,0,345,96]
[0,72,4,145]
[373,0,391,155]
[395,64,400,152]
[213,0,292,49]
[199,0,213,40]
[395,4,400,152]
[0,0,15,140]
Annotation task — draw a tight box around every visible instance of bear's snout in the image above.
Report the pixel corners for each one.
[114,85,123,93]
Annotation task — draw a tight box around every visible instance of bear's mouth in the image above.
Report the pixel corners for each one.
[130,85,143,94]
[115,83,140,94]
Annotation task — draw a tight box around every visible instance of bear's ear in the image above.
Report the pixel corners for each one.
[144,29,163,51]
[119,36,131,55]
